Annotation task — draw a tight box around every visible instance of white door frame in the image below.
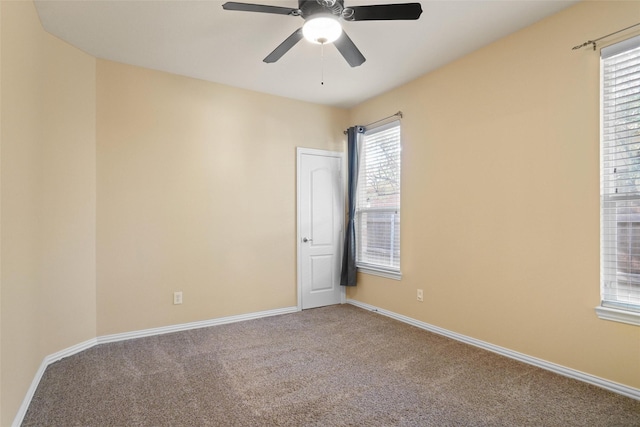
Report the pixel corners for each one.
[296,147,346,310]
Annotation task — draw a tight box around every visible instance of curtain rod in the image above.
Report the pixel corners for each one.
[343,111,403,135]
[572,22,640,51]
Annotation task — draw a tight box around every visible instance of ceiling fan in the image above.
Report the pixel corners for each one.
[222,0,423,67]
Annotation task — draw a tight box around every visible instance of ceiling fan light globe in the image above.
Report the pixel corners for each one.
[302,15,342,44]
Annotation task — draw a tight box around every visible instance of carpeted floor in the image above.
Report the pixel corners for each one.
[22,304,640,426]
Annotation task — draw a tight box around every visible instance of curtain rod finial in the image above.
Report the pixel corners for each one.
[572,40,596,51]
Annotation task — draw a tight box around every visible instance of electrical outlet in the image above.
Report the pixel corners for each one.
[417,289,423,302]
[173,291,183,305]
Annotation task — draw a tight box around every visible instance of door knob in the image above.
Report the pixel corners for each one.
[303,237,313,242]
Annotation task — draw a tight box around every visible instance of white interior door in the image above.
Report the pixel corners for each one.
[297,148,344,310]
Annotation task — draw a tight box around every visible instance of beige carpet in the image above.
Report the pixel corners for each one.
[22,304,640,426]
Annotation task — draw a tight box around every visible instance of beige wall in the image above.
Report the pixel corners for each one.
[40,20,97,356]
[0,1,96,425]
[96,60,347,335]
[347,0,640,389]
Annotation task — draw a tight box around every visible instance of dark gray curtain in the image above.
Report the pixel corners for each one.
[340,126,362,286]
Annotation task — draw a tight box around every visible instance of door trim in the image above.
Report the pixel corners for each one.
[296,147,346,310]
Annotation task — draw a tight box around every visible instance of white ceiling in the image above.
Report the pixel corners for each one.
[34,0,578,108]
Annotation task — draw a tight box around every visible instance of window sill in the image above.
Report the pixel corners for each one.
[357,266,402,281]
[595,306,640,326]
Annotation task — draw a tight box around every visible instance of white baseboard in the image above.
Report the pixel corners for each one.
[12,337,98,427]
[12,306,299,427]
[97,306,299,344]
[347,299,640,401]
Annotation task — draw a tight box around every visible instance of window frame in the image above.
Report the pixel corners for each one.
[355,120,402,280]
[598,35,640,326]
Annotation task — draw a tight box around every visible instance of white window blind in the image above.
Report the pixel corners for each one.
[601,35,640,315]
[356,120,401,273]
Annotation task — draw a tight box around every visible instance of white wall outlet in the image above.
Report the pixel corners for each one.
[173,291,183,305]
[417,289,423,302]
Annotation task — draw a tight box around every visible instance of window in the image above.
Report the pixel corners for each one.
[599,35,640,325]
[356,121,401,279]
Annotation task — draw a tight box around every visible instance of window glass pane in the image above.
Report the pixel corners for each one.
[356,121,401,271]
[601,38,640,312]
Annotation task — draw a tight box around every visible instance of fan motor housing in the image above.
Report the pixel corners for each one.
[299,0,344,19]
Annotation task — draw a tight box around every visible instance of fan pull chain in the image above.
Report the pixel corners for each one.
[321,42,325,86]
